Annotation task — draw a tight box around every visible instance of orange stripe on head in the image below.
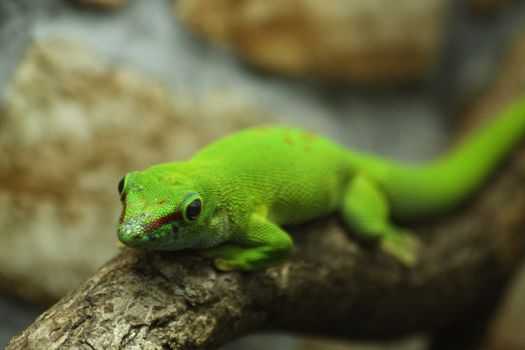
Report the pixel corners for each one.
[144,211,182,234]
[119,193,127,224]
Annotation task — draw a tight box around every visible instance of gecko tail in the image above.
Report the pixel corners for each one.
[380,96,525,219]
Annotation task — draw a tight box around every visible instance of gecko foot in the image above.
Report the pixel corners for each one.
[379,228,421,267]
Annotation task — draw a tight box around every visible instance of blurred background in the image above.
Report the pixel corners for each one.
[1,0,525,349]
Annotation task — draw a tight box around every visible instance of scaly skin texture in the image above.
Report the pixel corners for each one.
[117,97,525,270]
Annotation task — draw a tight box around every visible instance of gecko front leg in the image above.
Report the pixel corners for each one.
[200,214,293,271]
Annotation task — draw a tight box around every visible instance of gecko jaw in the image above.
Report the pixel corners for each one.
[118,213,182,248]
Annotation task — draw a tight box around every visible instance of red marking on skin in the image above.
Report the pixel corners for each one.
[302,131,317,143]
[144,211,182,234]
[283,136,294,145]
[304,145,312,153]
[157,199,167,205]
[119,194,127,224]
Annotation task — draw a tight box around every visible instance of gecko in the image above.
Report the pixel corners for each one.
[116,97,525,271]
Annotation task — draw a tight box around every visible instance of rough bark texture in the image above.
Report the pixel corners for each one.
[468,0,511,15]
[6,127,525,348]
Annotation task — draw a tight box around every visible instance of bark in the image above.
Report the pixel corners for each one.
[6,136,525,349]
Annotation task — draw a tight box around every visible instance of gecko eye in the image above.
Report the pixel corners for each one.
[118,176,125,196]
[185,199,202,221]
[179,192,202,222]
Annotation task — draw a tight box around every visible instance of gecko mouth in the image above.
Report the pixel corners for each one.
[118,212,183,247]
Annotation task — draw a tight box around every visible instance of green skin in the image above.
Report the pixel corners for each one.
[117,98,525,271]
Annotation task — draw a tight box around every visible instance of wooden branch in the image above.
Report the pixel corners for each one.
[7,136,525,349]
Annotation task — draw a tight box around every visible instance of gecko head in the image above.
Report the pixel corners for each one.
[116,167,219,250]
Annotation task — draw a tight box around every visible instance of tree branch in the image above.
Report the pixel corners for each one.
[6,135,525,349]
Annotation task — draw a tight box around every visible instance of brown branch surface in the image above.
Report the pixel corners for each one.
[6,137,525,349]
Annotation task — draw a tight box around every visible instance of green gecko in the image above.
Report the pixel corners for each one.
[117,97,525,271]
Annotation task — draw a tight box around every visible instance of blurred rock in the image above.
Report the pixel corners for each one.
[175,0,452,85]
[461,22,525,125]
[75,0,125,9]
[0,38,268,303]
